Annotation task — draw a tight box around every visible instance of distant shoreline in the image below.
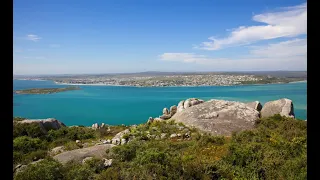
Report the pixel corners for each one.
[13,79,307,87]
[54,81,307,87]
[288,80,307,83]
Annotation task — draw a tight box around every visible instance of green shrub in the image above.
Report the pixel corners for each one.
[13,123,46,138]
[96,167,120,180]
[112,140,142,161]
[198,135,225,146]
[63,164,93,180]
[24,150,48,162]
[64,141,81,151]
[14,159,64,180]
[13,136,47,154]
[83,158,105,173]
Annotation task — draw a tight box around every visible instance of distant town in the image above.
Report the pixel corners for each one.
[14,71,307,87]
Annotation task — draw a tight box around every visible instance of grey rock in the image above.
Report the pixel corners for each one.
[50,146,65,156]
[14,164,27,174]
[103,158,113,167]
[160,114,172,120]
[53,144,115,164]
[112,138,120,145]
[177,100,185,112]
[170,134,177,138]
[153,118,163,122]
[120,138,127,145]
[161,133,167,139]
[245,101,263,111]
[112,129,130,140]
[171,99,260,136]
[30,159,44,165]
[163,108,169,115]
[261,98,295,118]
[184,99,192,109]
[92,123,99,130]
[15,118,66,134]
[177,98,205,112]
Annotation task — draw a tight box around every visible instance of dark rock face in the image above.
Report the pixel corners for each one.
[171,99,260,136]
[170,105,177,116]
[261,98,295,118]
[16,118,66,133]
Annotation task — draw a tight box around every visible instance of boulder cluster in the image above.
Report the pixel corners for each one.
[91,122,108,130]
[148,98,205,123]
[148,98,296,136]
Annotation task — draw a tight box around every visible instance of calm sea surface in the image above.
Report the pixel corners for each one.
[13,80,307,126]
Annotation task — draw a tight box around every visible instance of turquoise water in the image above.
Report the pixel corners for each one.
[13,80,307,126]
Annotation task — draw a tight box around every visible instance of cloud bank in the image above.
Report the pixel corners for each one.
[196,3,306,50]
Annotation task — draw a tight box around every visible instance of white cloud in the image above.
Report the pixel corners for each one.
[26,34,41,41]
[197,3,307,50]
[50,44,60,48]
[249,38,307,58]
[160,38,307,70]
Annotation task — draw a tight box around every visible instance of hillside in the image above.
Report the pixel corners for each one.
[13,113,306,180]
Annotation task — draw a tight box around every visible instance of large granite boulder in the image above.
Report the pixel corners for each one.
[171,99,260,136]
[53,144,115,164]
[261,98,295,118]
[163,108,169,115]
[245,101,263,111]
[16,118,66,133]
[177,98,205,112]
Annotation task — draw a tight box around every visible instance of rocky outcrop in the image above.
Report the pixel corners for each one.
[261,98,295,118]
[245,101,262,111]
[92,123,99,130]
[111,129,130,145]
[171,99,260,136]
[177,98,204,112]
[53,144,115,164]
[16,118,66,133]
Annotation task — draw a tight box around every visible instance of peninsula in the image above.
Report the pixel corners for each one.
[14,86,80,94]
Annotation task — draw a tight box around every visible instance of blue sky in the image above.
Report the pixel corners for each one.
[13,0,307,75]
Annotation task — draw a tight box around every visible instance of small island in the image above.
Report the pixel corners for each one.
[14,86,81,94]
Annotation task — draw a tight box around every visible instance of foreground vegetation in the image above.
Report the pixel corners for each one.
[13,86,81,94]
[13,115,307,180]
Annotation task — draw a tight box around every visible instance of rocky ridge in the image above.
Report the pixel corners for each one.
[148,98,296,136]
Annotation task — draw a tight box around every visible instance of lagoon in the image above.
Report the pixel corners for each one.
[13,80,307,126]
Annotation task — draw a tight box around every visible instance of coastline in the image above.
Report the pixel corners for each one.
[288,80,307,83]
[54,81,307,87]
[14,79,307,88]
